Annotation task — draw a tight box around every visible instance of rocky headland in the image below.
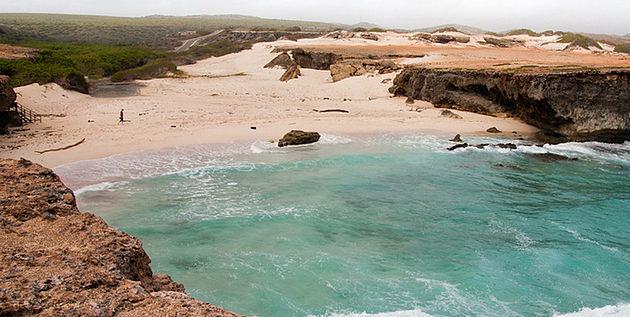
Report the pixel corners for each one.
[0,158,240,316]
[389,67,630,143]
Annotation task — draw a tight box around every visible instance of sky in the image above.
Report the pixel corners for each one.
[1,0,629,35]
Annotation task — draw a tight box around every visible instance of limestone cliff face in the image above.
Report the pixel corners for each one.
[390,68,630,142]
[0,158,241,317]
[0,75,16,112]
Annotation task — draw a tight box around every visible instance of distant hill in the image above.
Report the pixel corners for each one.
[0,13,345,48]
[414,24,489,35]
[350,22,382,30]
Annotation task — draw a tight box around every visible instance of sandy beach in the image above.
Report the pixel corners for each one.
[0,39,544,168]
[7,30,629,168]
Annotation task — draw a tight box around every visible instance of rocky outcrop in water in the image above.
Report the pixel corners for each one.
[0,158,241,316]
[390,68,630,143]
[278,130,321,147]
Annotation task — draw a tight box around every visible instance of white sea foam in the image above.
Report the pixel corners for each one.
[553,303,630,317]
[516,141,630,164]
[74,181,127,196]
[555,224,619,253]
[310,309,432,317]
[319,133,353,145]
[250,134,352,153]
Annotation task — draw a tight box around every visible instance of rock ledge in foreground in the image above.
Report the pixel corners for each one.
[0,158,241,317]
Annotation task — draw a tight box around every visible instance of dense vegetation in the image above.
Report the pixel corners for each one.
[615,44,630,54]
[0,42,161,87]
[506,29,541,37]
[0,13,341,48]
[558,33,602,49]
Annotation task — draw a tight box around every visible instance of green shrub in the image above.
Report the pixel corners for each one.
[110,60,178,82]
[352,27,368,32]
[182,40,253,60]
[0,41,163,88]
[432,27,458,33]
[285,26,302,32]
[558,33,602,49]
[506,29,540,37]
[368,28,387,33]
[484,32,504,37]
[614,44,630,54]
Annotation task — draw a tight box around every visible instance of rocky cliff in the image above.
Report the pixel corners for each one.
[0,158,241,317]
[390,68,630,142]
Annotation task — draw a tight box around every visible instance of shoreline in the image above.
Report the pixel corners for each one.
[55,128,534,192]
[1,41,544,168]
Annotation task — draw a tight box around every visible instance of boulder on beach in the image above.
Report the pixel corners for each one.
[278,130,321,147]
[441,109,463,119]
[280,63,301,81]
[486,127,501,133]
[264,52,293,69]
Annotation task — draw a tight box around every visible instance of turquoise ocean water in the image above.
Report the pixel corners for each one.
[61,134,630,317]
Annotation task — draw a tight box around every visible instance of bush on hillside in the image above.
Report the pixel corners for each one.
[506,29,540,37]
[110,60,178,82]
[614,44,630,54]
[558,33,602,49]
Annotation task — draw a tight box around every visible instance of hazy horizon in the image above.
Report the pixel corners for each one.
[1,0,629,35]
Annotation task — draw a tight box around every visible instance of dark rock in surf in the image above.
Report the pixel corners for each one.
[278,130,321,147]
[529,153,578,162]
[450,134,463,142]
[447,143,469,151]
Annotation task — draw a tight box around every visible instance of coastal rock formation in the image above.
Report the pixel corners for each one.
[278,130,321,147]
[330,59,399,82]
[264,52,293,69]
[482,37,514,48]
[359,33,379,41]
[292,48,340,70]
[0,158,240,316]
[390,68,630,142]
[0,75,16,112]
[280,62,301,81]
[440,109,463,119]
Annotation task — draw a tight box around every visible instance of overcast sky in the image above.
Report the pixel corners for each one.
[2,0,629,35]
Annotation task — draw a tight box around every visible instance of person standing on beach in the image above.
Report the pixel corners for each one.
[119,109,124,124]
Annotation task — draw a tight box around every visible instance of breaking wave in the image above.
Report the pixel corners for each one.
[553,303,630,317]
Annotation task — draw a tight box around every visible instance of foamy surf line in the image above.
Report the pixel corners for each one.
[309,309,432,317]
[251,133,353,154]
[553,303,630,317]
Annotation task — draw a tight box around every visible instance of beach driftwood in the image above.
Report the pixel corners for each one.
[313,109,350,113]
[35,138,85,154]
